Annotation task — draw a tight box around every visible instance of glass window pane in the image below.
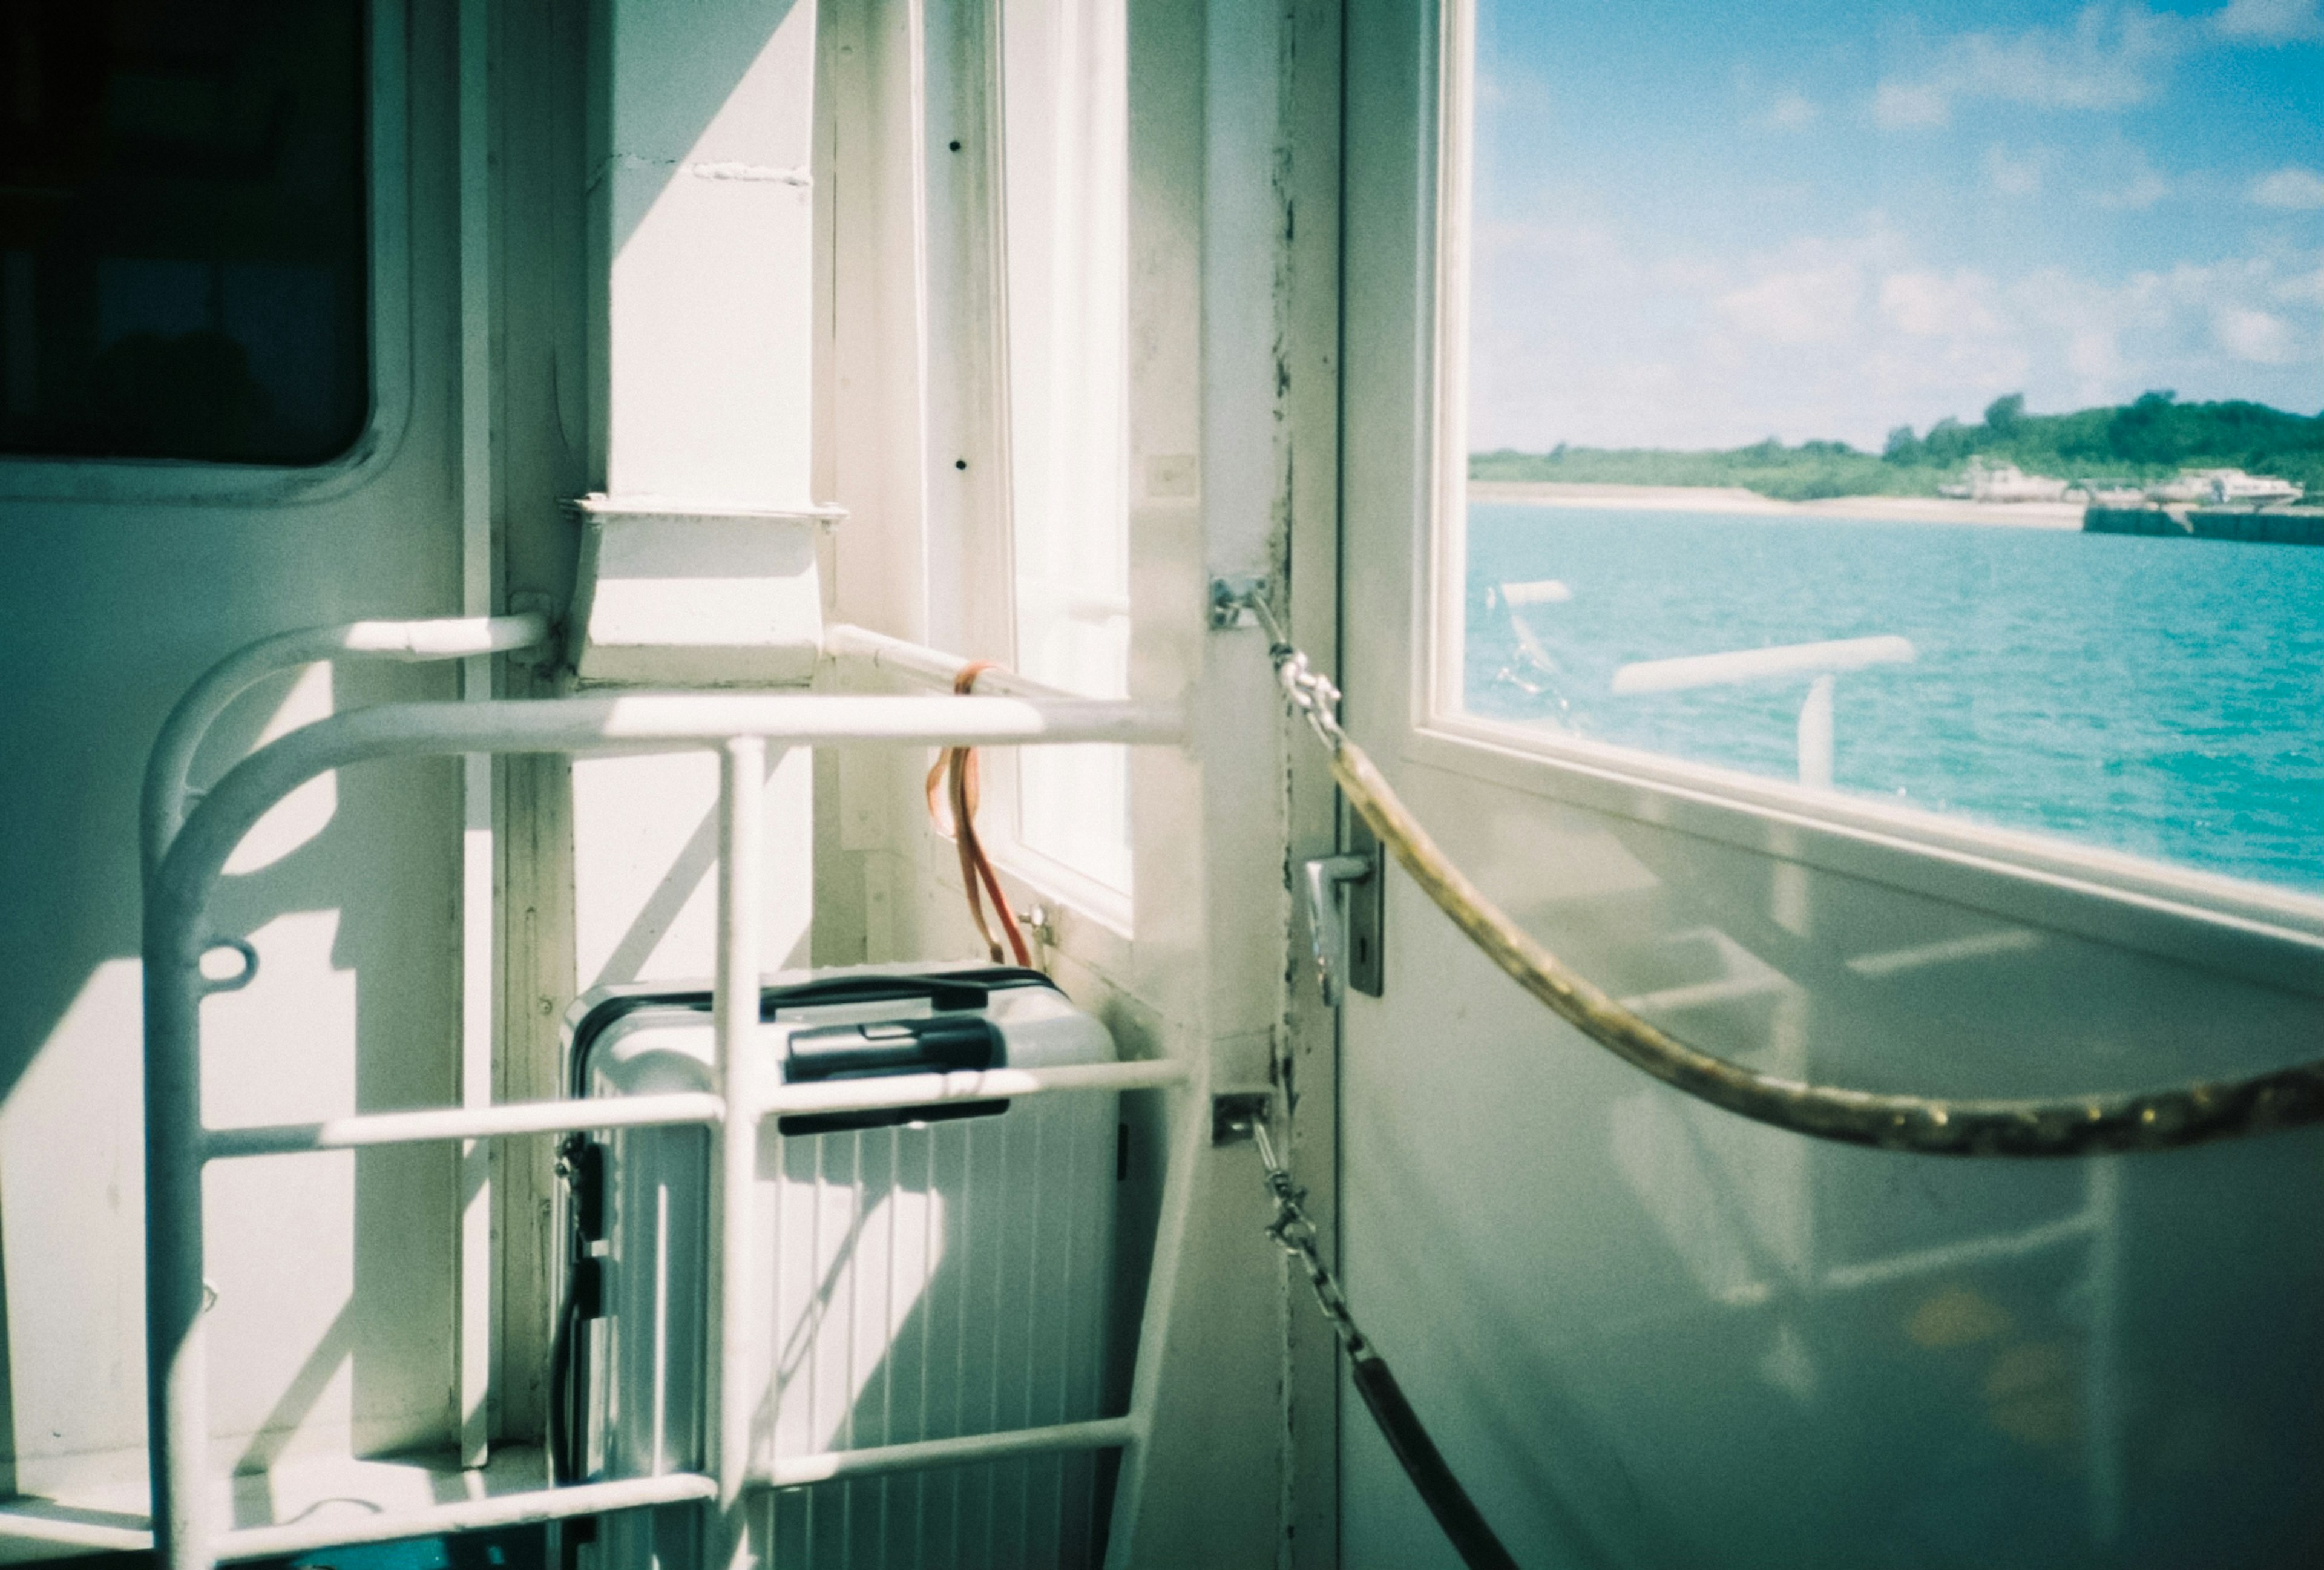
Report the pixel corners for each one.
[0,0,369,465]
[1457,0,2324,892]
[1002,0,1132,897]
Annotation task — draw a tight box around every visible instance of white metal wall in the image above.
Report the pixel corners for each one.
[0,0,471,1509]
[1335,2,2324,1565]
[810,1,1347,1563]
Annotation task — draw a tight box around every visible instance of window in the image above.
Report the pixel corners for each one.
[1448,0,2324,892]
[999,0,1132,899]
[0,0,369,465]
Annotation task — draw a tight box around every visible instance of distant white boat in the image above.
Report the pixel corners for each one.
[1938,458,2071,503]
[2146,468,2305,507]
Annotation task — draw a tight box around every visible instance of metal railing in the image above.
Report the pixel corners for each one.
[142,629,1195,1570]
[1610,634,1917,789]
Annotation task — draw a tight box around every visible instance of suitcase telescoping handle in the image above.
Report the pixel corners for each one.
[778,1014,1009,1135]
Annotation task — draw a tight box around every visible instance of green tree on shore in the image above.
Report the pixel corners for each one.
[1474,393,2324,503]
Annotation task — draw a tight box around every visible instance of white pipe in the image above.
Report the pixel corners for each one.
[0,1507,155,1555]
[212,1473,718,1563]
[140,613,551,878]
[456,23,501,1462]
[152,695,1184,938]
[708,739,763,1566]
[1609,634,1915,695]
[201,1092,726,1161]
[755,1059,1190,1118]
[333,618,555,658]
[2083,1158,2124,1544]
[140,693,1186,1570]
[1797,673,1835,789]
[824,622,1091,702]
[195,1065,1186,1161]
[1819,1209,2096,1291]
[1103,1054,1207,1569]
[1492,579,1571,609]
[758,1416,1140,1488]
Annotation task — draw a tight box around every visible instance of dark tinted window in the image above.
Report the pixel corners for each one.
[0,1,367,465]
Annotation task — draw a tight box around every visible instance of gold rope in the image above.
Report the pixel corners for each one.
[1327,734,2324,1158]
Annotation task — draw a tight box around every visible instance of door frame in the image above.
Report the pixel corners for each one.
[1338,0,2324,1007]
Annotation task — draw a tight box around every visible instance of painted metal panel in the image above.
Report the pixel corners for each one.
[0,0,468,1506]
[584,983,1120,1568]
[1336,1,2324,1565]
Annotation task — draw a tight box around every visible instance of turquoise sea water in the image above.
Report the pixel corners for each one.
[1464,504,2324,891]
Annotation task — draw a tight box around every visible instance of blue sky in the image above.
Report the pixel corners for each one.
[1469,0,2324,451]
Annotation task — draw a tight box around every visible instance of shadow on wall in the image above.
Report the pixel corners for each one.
[0,488,452,1477]
[1338,783,2324,1569]
[0,0,804,1496]
[744,1089,1162,1569]
[599,0,807,256]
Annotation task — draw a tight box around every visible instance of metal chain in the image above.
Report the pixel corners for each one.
[1238,593,1348,753]
[1245,1118,1527,1570]
[1218,573,2324,1158]
[1249,1119,1370,1359]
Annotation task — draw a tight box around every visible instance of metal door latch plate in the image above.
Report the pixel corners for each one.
[1211,1091,1273,1145]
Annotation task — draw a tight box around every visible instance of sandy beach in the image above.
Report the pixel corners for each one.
[1468,481,2085,530]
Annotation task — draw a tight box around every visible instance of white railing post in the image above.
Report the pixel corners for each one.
[2084,1157,2124,1546]
[137,678,1186,1570]
[708,737,766,1570]
[142,914,211,1570]
[1610,635,1915,792]
[1796,673,1836,790]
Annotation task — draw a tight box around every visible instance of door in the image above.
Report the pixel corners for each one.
[1336,2,2324,1565]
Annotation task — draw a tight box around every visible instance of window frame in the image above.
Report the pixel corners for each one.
[1405,0,2324,987]
[922,0,1138,938]
[0,0,409,507]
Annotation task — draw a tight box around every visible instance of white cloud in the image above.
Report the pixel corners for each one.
[1881,271,2004,338]
[2214,306,2299,362]
[2093,155,2173,209]
[1873,4,2182,129]
[1716,254,1866,346]
[2277,266,2324,306]
[2251,166,2324,208]
[1985,145,2046,198]
[1872,82,1952,128]
[1466,217,2324,452]
[2212,0,2324,42]
[1759,91,1819,131]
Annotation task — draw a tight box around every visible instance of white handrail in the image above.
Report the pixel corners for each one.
[140,612,550,879]
[1610,634,1916,789]
[824,621,1093,701]
[214,1473,718,1563]
[142,685,1192,1570]
[759,1415,1140,1488]
[198,1059,1193,1161]
[202,1091,729,1160]
[1608,634,1915,695]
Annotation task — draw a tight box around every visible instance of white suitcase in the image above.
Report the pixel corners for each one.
[556,965,1121,1570]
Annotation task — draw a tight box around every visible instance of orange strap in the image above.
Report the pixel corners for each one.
[924,663,1035,968]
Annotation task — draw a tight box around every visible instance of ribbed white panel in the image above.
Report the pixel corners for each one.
[754,1095,1115,1568]
[589,986,1119,1570]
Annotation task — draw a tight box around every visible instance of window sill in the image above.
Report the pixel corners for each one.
[1407,712,2324,999]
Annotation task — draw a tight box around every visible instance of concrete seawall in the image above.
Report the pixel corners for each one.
[2085,505,2324,545]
